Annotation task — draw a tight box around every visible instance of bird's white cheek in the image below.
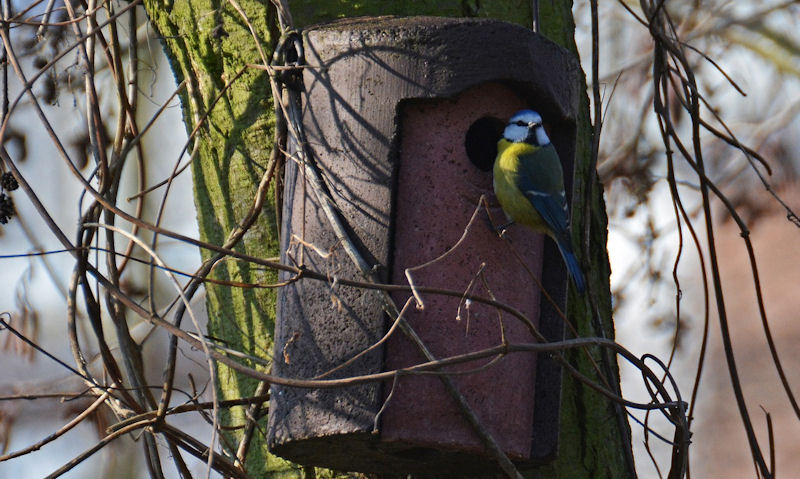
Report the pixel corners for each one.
[503,124,528,143]
[535,127,550,146]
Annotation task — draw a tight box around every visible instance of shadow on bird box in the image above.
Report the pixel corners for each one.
[269,16,581,476]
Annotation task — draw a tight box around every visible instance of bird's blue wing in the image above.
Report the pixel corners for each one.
[524,189,586,293]
[514,145,571,242]
[524,189,570,241]
[516,146,586,293]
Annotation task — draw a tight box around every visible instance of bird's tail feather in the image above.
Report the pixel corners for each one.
[557,241,586,294]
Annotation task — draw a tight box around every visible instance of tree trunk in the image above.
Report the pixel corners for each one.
[141,0,633,476]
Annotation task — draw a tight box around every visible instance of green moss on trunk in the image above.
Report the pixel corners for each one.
[142,0,284,474]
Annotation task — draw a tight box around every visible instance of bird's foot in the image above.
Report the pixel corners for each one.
[479,195,513,236]
[493,221,514,237]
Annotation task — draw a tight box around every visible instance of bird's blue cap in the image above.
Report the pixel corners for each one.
[509,110,543,125]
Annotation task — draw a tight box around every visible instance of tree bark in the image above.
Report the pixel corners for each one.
[141,0,286,474]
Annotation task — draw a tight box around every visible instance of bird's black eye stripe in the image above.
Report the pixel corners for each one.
[512,120,541,127]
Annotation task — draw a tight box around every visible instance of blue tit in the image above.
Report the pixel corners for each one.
[493,109,586,294]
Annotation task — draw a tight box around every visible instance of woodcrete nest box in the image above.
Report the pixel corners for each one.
[269,16,581,476]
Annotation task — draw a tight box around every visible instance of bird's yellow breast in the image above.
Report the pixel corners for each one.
[493,140,547,232]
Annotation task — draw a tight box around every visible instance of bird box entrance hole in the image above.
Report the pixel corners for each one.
[268,16,581,475]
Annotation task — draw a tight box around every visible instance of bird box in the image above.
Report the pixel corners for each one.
[268,16,581,476]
